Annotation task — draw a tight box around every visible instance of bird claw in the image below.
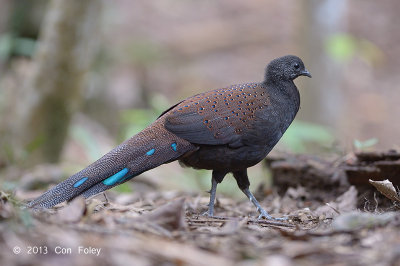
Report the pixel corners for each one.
[202,210,214,217]
[257,209,287,221]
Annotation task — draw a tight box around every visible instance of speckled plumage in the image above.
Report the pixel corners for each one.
[28,55,311,219]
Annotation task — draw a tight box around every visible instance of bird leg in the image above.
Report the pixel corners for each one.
[203,177,218,217]
[241,188,286,221]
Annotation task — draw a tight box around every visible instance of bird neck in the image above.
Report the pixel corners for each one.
[263,79,300,109]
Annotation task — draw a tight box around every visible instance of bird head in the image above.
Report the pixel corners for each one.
[265,55,311,83]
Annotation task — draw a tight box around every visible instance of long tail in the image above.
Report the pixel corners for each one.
[28,120,196,208]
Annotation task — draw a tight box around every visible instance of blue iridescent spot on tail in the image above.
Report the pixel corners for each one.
[146,148,155,156]
[103,168,129,186]
[171,142,177,151]
[73,177,88,188]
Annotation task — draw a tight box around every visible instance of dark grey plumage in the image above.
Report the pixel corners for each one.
[28,55,311,219]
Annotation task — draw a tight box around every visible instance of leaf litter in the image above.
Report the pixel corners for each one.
[1,151,400,265]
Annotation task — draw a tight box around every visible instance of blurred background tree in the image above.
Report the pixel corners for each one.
[0,0,398,194]
[1,0,100,165]
[299,0,346,128]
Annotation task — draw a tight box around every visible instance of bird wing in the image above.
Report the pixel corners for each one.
[164,107,238,145]
[163,83,266,147]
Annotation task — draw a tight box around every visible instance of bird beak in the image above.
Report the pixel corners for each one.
[300,69,312,78]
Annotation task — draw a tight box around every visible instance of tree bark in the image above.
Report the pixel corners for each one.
[298,0,347,129]
[19,0,101,164]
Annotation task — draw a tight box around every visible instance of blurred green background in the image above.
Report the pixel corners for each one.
[0,0,398,197]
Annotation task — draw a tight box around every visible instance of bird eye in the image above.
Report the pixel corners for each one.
[294,63,300,69]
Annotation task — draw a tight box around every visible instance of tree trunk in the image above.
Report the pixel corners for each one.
[298,0,347,129]
[19,0,101,164]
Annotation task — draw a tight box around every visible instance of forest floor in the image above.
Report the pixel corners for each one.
[1,151,400,266]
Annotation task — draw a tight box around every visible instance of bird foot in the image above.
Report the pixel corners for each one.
[202,211,213,217]
[257,209,287,221]
[201,212,227,220]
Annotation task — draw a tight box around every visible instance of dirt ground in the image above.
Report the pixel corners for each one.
[1,151,400,266]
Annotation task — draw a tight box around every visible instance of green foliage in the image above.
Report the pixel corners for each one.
[326,33,383,64]
[111,183,133,194]
[13,37,36,57]
[1,181,18,191]
[148,93,172,115]
[70,125,103,162]
[281,120,334,153]
[19,133,47,165]
[1,142,17,166]
[326,33,356,62]
[0,33,36,60]
[353,138,378,151]
[0,33,13,60]
[126,40,165,66]
[18,208,34,228]
[0,189,34,228]
[119,93,171,141]
[119,109,158,140]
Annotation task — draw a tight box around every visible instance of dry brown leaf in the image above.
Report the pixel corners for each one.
[314,186,358,218]
[137,197,186,231]
[55,197,86,223]
[332,211,396,231]
[369,179,400,202]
